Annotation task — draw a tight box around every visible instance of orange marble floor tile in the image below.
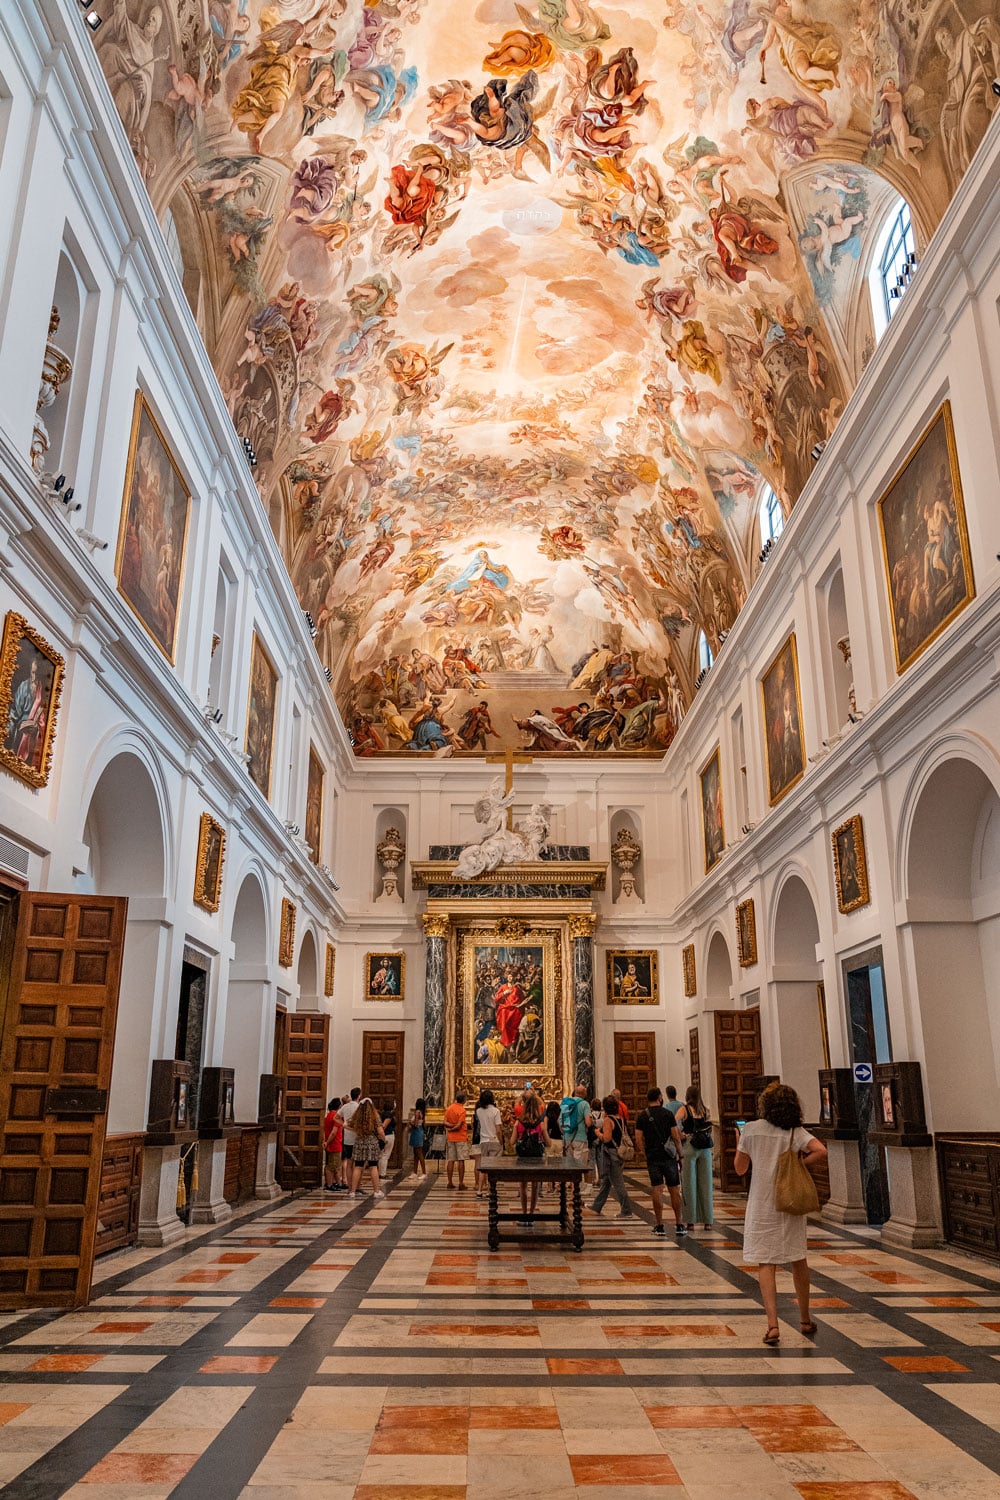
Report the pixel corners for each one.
[546,1357,624,1375]
[178,1269,232,1283]
[753,1427,862,1453]
[81,1453,199,1483]
[409,1322,538,1338]
[214,1252,258,1264]
[570,1454,682,1485]
[532,1298,590,1310]
[426,1272,477,1286]
[620,1272,677,1285]
[810,1297,850,1308]
[883,1355,969,1373]
[794,1485,918,1499]
[0,1404,31,1426]
[199,1355,278,1374]
[92,1321,152,1334]
[378,1407,470,1430]
[980,1322,1000,1334]
[822,1254,877,1265]
[139,1296,192,1307]
[368,1427,469,1455]
[432,1255,479,1266]
[29,1354,103,1372]
[477,1277,528,1288]
[468,1407,561,1429]
[733,1406,835,1428]
[865,1271,921,1285]
[645,1406,741,1428]
[269,1297,326,1308]
[923,1296,976,1307]
[603,1323,735,1338]
[615,1256,661,1266]
[354,1487,466,1499]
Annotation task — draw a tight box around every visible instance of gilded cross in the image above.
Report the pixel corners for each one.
[485,746,534,829]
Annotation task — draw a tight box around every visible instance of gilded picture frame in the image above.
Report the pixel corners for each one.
[760,631,805,806]
[682,943,696,998]
[245,632,278,800]
[115,391,191,663]
[736,897,757,967]
[278,897,296,968]
[877,402,974,676]
[607,948,659,1005]
[0,612,64,789]
[305,745,324,864]
[324,942,336,998]
[832,813,870,914]
[456,925,559,1088]
[699,746,725,873]
[365,951,405,1000]
[193,812,226,913]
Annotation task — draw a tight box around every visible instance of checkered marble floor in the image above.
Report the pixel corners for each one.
[3,1173,1000,1498]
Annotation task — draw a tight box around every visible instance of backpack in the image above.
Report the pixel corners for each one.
[615,1118,635,1163]
[472,1109,481,1146]
[560,1095,584,1139]
[516,1120,545,1159]
[683,1109,713,1151]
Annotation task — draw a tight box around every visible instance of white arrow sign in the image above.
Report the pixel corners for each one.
[853,1063,873,1084]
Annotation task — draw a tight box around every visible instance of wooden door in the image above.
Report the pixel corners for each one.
[714,1009,762,1191]
[362,1032,405,1168]
[277,1011,329,1190]
[0,893,127,1308]
[613,1031,656,1147]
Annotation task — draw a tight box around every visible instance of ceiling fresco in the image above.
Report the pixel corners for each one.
[94,0,998,757]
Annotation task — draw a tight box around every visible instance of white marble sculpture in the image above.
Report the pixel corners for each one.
[453,777,551,880]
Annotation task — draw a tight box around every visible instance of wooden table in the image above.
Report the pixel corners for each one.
[479,1159,589,1251]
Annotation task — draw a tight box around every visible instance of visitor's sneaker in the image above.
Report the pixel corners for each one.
[652,1223,666,1236]
[615,1211,634,1220]
[676,1224,688,1237]
[373,1190,385,1201]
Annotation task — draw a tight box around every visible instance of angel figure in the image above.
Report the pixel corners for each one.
[452,778,551,879]
[230,19,311,153]
[385,341,453,415]
[708,171,781,283]
[869,77,925,175]
[515,0,610,51]
[470,71,550,178]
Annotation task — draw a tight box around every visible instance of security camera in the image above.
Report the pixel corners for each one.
[203,704,223,724]
[75,527,108,551]
[811,439,827,462]
[284,820,301,837]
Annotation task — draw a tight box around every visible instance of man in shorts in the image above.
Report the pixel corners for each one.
[636,1086,686,1238]
[444,1090,469,1190]
[340,1087,361,1175]
[323,1096,345,1191]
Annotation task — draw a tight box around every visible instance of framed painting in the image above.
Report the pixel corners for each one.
[607,948,658,1005]
[459,929,556,1082]
[365,951,404,1000]
[324,942,336,997]
[699,747,725,872]
[278,897,296,968]
[682,943,696,998]
[305,745,324,863]
[115,392,191,662]
[760,632,805,806]
[193,812,225,913]
[0,612,64,789]
[832,814,870,914]
[736,898,757,967]
[877,402,974,675]
[245,633,278,799]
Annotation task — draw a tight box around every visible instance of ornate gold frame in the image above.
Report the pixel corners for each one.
[736,897,757,967]
[365,951,405,1000]
[877,401,974,675]
[114,390,192,663]
[682,943,696,997]
[760,631,805,807]
[193,812,225,913]
[306,745,324,864]
[245,632,278,800]
[699,745,725,873]
[455,921,564,1100]
[832,813,870,914]
[278,897,296,967]
[606,947,659,1005]
[324,942,335,997]
[0,612,64,789]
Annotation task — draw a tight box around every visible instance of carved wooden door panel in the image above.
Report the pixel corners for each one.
[689,1027,701,1094]
[613,1031,657,1150]
[278,1012,329,1189]
[361,1031,405,1168]
[714,1009,762,1191]
[0,894,127,1308]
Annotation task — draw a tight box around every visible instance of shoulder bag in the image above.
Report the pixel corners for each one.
[773,1129,820,1216]
[614,1118,635,1163]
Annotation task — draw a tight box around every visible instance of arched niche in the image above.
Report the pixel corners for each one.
[297,928,320,1010]
[609,809,644,903]
[770,873,825,1112]
[817,558,854,736]
[33,242,91,480]
[705,930,733,1007]
[903,758,1000,1131]
[373,806,407,902]
[80,751,168,1131]
[226,871,272,1120]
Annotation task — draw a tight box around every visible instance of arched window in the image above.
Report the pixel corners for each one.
[697,630,714,675]
[868,196,916,341]
[758,484,784,546]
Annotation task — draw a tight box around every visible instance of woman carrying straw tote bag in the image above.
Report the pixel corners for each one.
[734,1082,827,1347]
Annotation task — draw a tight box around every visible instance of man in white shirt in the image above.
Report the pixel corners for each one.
[339,1087,361,1171]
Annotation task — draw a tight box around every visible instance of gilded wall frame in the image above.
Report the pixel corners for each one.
[115,391,191,663]
[193,812,226,913]
[736,897,757,967]
[606,948,659,1004]
[760,631,805,806]
[0,612,64,789]
[324,942,336,997]
[454,922,566,1101]
[832,813,870,914]
[682,943,696,998]
[365,951,404,999]
[245,632,278,800]
[278,897,296,967]
[699,746,725,872]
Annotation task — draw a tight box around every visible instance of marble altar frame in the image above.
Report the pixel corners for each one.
[455,922,563,1096]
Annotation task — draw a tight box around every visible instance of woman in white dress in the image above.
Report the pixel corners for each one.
[734,1081,828,1346]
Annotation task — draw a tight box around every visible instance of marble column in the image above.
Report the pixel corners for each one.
[422,913,449,1106]
[569,914,596,1099]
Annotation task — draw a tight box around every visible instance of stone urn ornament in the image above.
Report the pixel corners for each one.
[31,307,73,475]
[611,826,642,903]
[376,826,406,901]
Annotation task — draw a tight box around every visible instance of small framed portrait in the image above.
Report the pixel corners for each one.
[115,392,191,662]
[305,745,324,863]
[365,951,404,1000]
[607,948,659,1004]
[880,1082,895,1128]
[223,1081,235,1124]
[682,944,697,998]
[832,814,870,915]
[0,612,64,789]
[324,942,336,997]
[193,813,226,913]
[736,898,757,967]
[760,632,806,806]
[877,402,974,676]
[245,633,278,800]
[278,897,296,968]
[820,1083,832,1125]
[699,746,725,872]
[176,1079,189,1128]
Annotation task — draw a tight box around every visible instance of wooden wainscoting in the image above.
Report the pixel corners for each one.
[95,1133,143,1257]
[936,1133,1000,1262]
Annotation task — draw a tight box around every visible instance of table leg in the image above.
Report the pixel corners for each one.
[488,1175,499,1251]
[559,1180,568,1229]
[571,1178,584,1252]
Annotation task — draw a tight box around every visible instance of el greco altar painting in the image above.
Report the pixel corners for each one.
[93,0,999,761]
[455,925,564,1097]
